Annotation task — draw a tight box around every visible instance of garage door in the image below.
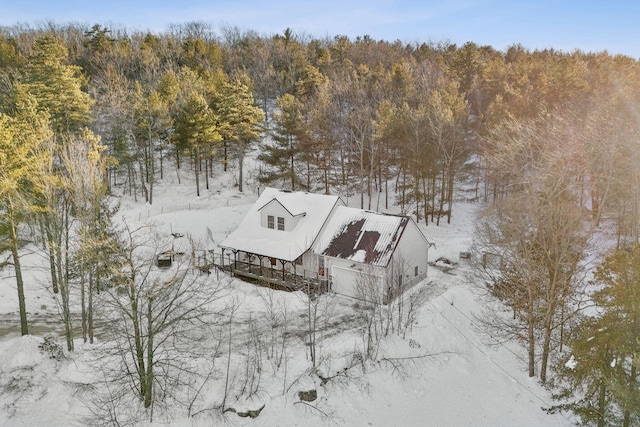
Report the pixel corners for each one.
[331,266,382,299]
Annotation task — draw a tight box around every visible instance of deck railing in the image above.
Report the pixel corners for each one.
[213,258,329,294]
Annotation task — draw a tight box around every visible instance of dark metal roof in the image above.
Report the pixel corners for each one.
[320,210,410,267]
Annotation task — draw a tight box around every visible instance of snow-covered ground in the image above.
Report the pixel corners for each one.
[0,165,575,427]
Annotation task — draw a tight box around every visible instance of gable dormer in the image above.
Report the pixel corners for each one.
[258,197,306,232]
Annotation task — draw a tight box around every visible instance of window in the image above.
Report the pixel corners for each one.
[267,215,274,229]
[277,216,285,231]
[295,256,303,266]
[270,257,277,266]
[415,266,419,277]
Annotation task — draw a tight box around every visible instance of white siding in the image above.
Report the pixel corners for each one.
[391,220,429,282]
[259,200,303,231]
[328,257,385,299]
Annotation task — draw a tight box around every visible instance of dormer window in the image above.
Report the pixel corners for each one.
[259,196,309,232]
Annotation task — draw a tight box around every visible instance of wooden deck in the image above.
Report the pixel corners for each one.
[216,260,329,294]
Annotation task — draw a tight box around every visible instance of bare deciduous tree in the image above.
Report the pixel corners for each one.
[89,223,228,423]
[474,113,591,383]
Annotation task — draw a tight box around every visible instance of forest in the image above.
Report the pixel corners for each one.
[0,21,639,426]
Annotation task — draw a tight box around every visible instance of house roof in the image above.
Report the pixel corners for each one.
[257,197,306,217]
[313,206,411,267]
[219,187,343,261]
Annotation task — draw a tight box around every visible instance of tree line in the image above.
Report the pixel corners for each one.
[0,22,635,223]
[1,20,640,425]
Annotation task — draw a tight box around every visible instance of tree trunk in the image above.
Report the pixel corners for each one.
[138,158,149,203]
[323,156,329,194]
[541,277,561,383]
[129,278,147,400]
[223,140,228,172]
[45,225,59,294]
[422,177,429,226]
[194,147,201,197]
[205,158,210,190]
[63,202,73,351]
[88,271,94,344]
[238,144,245,193]
[359,144,365,209]
[623,360,636,427]
[447,171,455,224]
[81,272,87,343]
[149,142,154,205]
[50,200,74,352]
[540,323,551,383]
[430,174,436,223]
[9,212,28,335]
[144,296,154,409]
[159,144,164,180]
[527,289,536,378]
[307,155,311,191]
[414,175,420,223]
[597,380,606,427]
[290,146,295,191]
[437,166,446,226]
[401,166,406,213]
[385,168,389,210]
[59,269,73,351]
[307,293,317,369]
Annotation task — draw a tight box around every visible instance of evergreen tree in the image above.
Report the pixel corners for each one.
[258,93,306,190]
[552,244,640,427]
[24,34,93,137]
[173,90,221,196]
[212,75,264,192]
[0,88,53,335]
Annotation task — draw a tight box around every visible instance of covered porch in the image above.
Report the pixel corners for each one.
[213,248,329,294]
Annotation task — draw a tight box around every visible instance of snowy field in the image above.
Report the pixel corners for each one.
[0,165,576,427]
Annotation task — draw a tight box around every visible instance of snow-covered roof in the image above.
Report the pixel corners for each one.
[257,197,305,217]
[314,206,410,267]
[219,187,343,261]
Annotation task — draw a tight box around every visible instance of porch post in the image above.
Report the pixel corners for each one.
[293,263,297,285]
[232,250,238,275]
[257,255,263,277]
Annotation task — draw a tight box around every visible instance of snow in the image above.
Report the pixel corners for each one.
[0,167,575,427]
[219,187,342,261]
[313,205,410,267]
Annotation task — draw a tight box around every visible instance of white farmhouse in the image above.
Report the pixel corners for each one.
[218,187,430,300]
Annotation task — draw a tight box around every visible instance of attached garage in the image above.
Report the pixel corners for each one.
[330,264,383,298]
[315,207,430,301]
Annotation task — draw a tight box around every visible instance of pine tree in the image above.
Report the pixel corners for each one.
[0,88,53,336]
[258,93,306,190]
[212,75,264,192]
[23,34,94,320]
[173,90,221,196]
[552,244,640,427]
[24,34,93,137]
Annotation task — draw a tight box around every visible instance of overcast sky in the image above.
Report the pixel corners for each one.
[1,0,638,57]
